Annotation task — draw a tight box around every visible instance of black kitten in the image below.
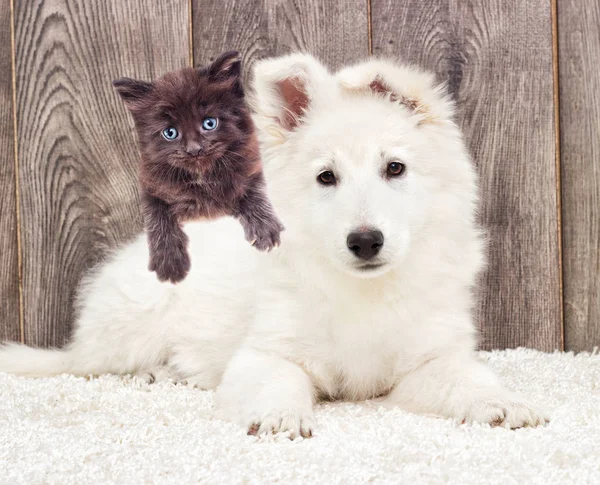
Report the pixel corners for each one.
[113,51,284,283]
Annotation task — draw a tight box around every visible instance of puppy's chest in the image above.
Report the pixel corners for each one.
[298,307,401,401]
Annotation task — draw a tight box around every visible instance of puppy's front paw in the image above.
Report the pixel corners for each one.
[246,409,315,440]
[460,396,549,429]
[241,214,285,252]
[149,245,191,284]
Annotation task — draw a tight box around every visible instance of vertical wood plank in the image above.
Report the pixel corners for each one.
[0,0,20,342]
[15,0,189,347]
[372,1,561,350]
[192,0,368,76]
[559,0,600,351]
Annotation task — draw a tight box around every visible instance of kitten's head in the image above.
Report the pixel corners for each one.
[113,51,254,174]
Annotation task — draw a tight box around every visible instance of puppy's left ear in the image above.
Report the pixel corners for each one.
[208,50,242,82]
[337,59,455,125]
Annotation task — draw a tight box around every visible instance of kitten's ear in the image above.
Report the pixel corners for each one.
[112,78,153,110]
[208,50,242,82]
[251,53,332,135]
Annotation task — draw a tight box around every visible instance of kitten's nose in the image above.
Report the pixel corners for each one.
[185,142,203,156]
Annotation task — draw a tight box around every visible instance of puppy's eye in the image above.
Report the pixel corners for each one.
[202,117,218,131]
[317,171,336,186]
[162,127,179,141]
[387,161,406,178]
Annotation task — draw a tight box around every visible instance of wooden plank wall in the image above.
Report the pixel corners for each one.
[558,0,600,352]
[0,0,20,342]
[192,0,368,74]
[0,0,598,352]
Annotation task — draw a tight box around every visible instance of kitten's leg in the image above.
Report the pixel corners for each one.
[216,347,315,439]
[235,172,285,251]
[142,191,190,283]
[381,352,548,428]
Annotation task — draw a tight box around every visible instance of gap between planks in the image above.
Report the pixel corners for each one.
[367,0,372,55]
[551,0,565,351]
[188,0,194,67]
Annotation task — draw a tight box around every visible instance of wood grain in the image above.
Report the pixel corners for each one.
[559,0,600,351]
[371,1,561,350]
[0,0,20,343]
[192,0,368,77]
[14,0,189,347]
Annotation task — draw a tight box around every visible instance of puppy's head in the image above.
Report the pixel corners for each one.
[251,54,480,280]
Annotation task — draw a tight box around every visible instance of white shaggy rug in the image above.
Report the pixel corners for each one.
[1,348,599,485]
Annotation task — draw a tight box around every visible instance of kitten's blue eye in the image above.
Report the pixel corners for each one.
[202,117,218,131]
[162,127,178,140]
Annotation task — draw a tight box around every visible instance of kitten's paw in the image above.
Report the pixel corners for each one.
[246,409,315,440]
[242,215,285,252]
[459,396,549,429]
[149,245,191,284]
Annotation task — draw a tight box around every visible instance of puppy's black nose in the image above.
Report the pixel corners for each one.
[347,230,384,260]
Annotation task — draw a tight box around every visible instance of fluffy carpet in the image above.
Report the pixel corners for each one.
[0,348,599,485]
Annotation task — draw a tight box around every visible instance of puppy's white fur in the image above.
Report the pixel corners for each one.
[0,54,547,437]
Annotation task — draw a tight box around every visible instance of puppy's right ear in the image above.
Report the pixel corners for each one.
[251,54,333,137]
[336,59,454,126]
[112,78,153,111]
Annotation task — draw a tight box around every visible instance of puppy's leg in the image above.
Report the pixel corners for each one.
[382,352,548,428]
[216,347,315,439]
[133,365,176,384]
[235,172,284,251]
[166,346,226,389]
[134,364,209,387]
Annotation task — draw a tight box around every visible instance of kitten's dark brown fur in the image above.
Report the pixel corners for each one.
[113,51,284,283]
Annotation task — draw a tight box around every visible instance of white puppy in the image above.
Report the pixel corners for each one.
[0,54,547,438]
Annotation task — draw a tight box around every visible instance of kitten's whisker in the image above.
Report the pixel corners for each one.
[223,150,252,164]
